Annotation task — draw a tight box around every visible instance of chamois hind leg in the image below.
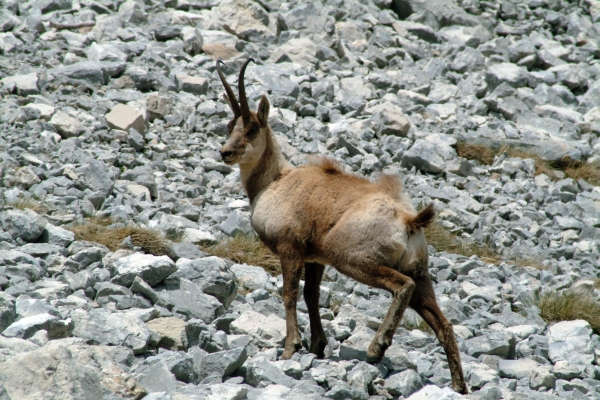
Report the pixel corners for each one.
[409,275,468,395]
[336,264,415,363]
[280,255,304,359]
[304,262,327,358]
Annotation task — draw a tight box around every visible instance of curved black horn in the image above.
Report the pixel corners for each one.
[238,58,255,119]
[216,59,241,117]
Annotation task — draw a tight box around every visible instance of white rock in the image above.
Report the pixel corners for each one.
[126,184,151,200]
[229,310,286,347]
[365,102,410,136]
[230,263,274,292]
[108,253,176,287]
[498,359,539,379]
[548,320,594,365]
[50,111,85,138]
[465,362,499,389]
[228,200,250,210]
[1,73,39,96]
[438,25,490,47]
[339,76,374,100]
[105,104,146,134]
[406,384,466,400]
[176,75,208,95]
[458,281,500,303]
[452,325,473,340]
[268,38,318,67]
[529,366,556,390]
[22,104,55,120]
[181,228,217,245]
[504,324,543,340]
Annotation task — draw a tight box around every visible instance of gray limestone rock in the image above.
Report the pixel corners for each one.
[184,318,227,353]
[220,210,254,237]
[39,224,75,247]
[71,308,153,354]
[108,253,176,287]
[402,139,446,173]
[157,278,225,323]
[0,209,46,242]
[168,257,237,308]
[384,369,424,397]
[196,347,248,383]
[463,332,511,358]
[2,313,71,340]
[0,340,146,399]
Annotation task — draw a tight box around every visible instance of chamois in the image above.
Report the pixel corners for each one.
[216,58,468,395]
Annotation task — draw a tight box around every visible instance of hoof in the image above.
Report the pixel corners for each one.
[453,382,468,395]
[365,353,383,364]
[281,342,301,360]
[366,341,388,364]
[310,340,327,358]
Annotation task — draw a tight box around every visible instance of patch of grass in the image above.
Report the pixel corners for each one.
[5,197,46,213]
[534,290,600,335]
[425,222,502,264]
[67,217,170,256]
[560,159,600,186]
[500,146,556,177]
[425,222,548,269]
[455,142,496,165]
[456,141,600,186]
[594,278,600,290]
[202,234,282,276]
[505,255,546,270]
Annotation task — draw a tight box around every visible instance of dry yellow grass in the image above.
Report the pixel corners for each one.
[202,234,282,276]
[535,290,600,335]
[561,160,600,186]
[5,197,46,213]
[500,146,556,178]
[424,222,502,264]
[424,222,546,269]
[455,142,496,165]
[67,217,170,256]
[505,255,546,270]
[456,141,600,186]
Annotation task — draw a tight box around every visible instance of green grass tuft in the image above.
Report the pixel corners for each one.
[534,290,600,335]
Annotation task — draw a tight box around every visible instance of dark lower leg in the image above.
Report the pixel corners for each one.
[304,262,327,357]
[281,257,303,359]
[410,278,467,394]
[417,307,468,394]
[364,267,415,363]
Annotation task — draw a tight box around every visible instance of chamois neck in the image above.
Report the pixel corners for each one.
[240,127,289,204]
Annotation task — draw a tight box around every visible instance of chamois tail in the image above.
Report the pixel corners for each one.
[405,203,435,234]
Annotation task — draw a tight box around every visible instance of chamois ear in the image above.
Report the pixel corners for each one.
[257,94,270,126]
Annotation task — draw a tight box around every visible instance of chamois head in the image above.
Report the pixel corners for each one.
[217,58,270,166]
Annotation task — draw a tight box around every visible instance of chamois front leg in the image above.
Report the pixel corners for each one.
[280,255,304,359]
[304,262,327,358]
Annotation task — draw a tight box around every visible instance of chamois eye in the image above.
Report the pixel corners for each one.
[247,127,259,138]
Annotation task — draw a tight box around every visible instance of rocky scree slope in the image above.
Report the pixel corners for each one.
[1,0,600,399]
